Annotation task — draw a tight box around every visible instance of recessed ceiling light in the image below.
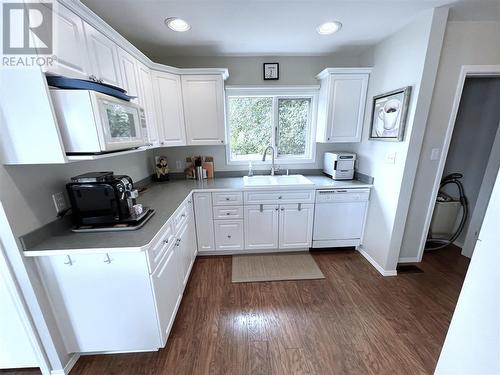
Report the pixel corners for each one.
[317,21,342,35]
[165,17,191,32]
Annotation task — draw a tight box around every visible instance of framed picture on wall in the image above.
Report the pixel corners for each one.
[263,63,279,80]
[369,86,412,141]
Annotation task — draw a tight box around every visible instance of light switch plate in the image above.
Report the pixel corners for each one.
[430,148,440,161]
[52,192,67,214]
[175,160,182,170]
[385,152,396,164]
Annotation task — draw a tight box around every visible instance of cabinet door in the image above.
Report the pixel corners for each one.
[36,252,160,353]
[214,220,244,251]
[137,62,159,146]
[181,75,225,145]
[44,4,90,78]
[176,222,191,289]
[152,71,186,146]
[118,48,140,101]
[244,205,279,250]
[84,23,122,87]
[193,193,215,252]
[152,246,182,347]
[327,74,368,142]
[279,204,314,249]
[186,201,198,266]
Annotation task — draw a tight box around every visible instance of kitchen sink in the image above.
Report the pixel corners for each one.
[243,174,314,187]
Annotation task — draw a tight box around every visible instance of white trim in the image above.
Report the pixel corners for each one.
[226,85,320,92]
[398,256,420,263]
[50,354,80,375]
[357,247,398,276]
[461,121,500,258]
[416,65,500,262]
[197,248,308,256]
[316,67,373,79]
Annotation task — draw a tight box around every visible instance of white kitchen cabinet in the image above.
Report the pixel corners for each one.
[36,252,161,353]
[44,3,90,79]
[181,75,226,145]
[316,69,371,143]
[152,71,186,146]
[177,215,197,288]
[137,62,159,146]
[193,193,215,252]
[118,48,140,101]
[151,242,182,347]
[278,203,314,249]
[214,220,244,251]
[244,205,279,250]
[84,22,122,87]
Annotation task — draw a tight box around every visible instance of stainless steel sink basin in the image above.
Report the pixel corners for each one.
[243,174,314,187]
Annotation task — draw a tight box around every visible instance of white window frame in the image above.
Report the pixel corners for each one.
[225,86,319,165]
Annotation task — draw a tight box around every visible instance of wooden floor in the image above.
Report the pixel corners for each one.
[3,246,469,375]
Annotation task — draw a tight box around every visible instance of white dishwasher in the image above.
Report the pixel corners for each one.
[312,188,370,248]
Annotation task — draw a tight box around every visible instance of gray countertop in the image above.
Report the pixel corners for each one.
[22,176,372,256]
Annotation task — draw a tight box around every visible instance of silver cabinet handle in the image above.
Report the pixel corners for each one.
[175,238,181,247]
[281,208,285,211]
[259,204,263,212]
[64,255,73,266]
[278,196,282,199]
[226,212,231,215]
[227,235,232,239]
[181,213,186,218]
[225,197,230,201]
[163,238,169,244]
[104,253,112,264]
[298,203,302,211]
[275,207,279,211]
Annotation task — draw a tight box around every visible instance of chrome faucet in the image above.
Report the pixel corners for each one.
[262,145,277,176]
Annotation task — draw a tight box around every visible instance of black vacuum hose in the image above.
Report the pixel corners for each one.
[425,173,469,251]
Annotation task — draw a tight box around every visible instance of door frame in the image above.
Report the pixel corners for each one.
[416,65,500,262]
[461,122,500,257]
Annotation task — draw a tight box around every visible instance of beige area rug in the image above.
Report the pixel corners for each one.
[232,252,325,283]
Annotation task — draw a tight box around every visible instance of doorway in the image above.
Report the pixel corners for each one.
[423,76,500,259]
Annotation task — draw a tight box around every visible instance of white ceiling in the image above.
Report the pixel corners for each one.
[81,0,458,58]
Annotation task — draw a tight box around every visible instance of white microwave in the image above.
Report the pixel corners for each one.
[50,90,146,154]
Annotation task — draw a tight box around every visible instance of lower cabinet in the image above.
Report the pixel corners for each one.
[278,203,314,249]
[193,193,215,252]
[244,205,279,250]
[35,199,198,354]
[214,220,244,251]
[151,244,182,347]
[36,252,161,353]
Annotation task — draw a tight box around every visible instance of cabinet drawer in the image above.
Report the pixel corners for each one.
[172,203,188,233]
[212,206,244,220]
[214,220,244,251]
[212,192,243,206]
[148,222,175,273]
[244,190,314,204]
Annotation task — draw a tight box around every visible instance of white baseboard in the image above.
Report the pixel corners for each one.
[51,353,79,375]
[356,247,397,276]
[398,256,420,263]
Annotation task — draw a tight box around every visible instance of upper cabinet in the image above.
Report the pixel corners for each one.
[137,62,159,146]
[181,75,226,146]
[152,71,186,147]
[83,23,122,87]
[117,49,140,101]
[316,68,371,143]
[44,3,90,79]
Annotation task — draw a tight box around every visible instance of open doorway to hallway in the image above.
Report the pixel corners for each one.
[423,77,500,261]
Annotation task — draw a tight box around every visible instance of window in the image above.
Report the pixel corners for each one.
[226,88,317,164]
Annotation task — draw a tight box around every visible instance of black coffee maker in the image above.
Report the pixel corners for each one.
[67,172,139,226]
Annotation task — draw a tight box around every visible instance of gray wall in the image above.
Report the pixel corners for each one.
[441,77,500,244]
[159,54,369,86]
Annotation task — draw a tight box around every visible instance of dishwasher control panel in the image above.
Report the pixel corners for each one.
[316,188,370,203]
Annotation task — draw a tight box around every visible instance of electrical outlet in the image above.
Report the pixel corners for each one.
[52,192,67,214]
[175,160,182,170]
